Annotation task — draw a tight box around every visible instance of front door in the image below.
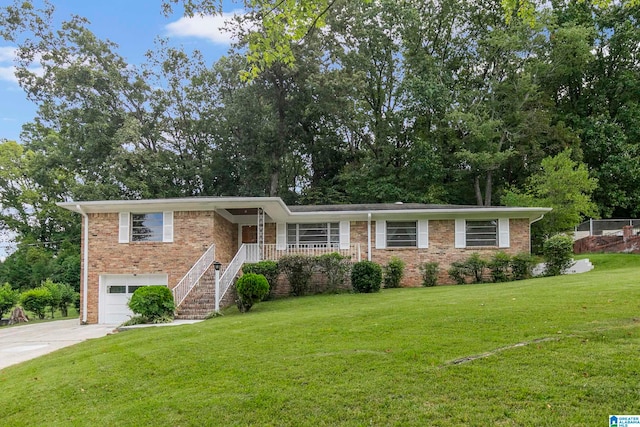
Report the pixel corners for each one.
[242,225,257,244]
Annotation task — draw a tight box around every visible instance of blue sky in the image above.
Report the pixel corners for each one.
[0,0,241,142]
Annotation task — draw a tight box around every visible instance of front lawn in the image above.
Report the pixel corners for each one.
[0,253,638,426]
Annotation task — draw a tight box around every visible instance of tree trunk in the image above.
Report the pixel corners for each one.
[484,170,493,206]
[8,307,29,325]
[474,175,483,206]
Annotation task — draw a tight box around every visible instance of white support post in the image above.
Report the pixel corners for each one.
[213,261,222,314]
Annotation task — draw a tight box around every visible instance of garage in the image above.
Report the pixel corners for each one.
[99,274,168,324]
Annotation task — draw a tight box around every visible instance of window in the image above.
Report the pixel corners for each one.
[131,213,163,242]
[287,223,339,247]
[386,221,417,247]
[466,220,498,247]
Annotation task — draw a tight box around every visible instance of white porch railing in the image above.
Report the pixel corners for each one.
[245,243,361,263]
[173,245,215,306]
[218,244,248,302]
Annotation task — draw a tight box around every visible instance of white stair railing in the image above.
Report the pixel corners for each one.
[173,245,216,306]
[217,244,248,303]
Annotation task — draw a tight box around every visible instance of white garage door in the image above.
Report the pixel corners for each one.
[99,274,168,324]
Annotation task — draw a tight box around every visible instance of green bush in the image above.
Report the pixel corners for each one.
[511,253,536,280]
[57,283,78,317]
[20,287,53,319]
[43,279,62,318]
[351,260,382,293]
[0,283,20,319]
[128,286,175,323]
[243,261,279,299]
[383,257,405,289]
[235,273,270,313]
[420,262,439,287]
[543,234,574,276]
[315,253,351,293]
[448,262,467,285]
[464,253,487,283]
[488,252,511,283]
[278,255,315,296]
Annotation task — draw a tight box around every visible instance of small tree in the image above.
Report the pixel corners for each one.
[21,287,52,319]
[278,255,315,296]
[502,149,598,252]
[0,283,20,319]
[243,261,279,299]
[351,261,382,293]
[511,253,536,280]
[315,253,351,293]
[543,234,574,276]
[43,279,62,318]
[464,253,487,283]
[448,262,467,285]
[58,283,78,317]
[128,286,175,323]
[420,262,439,287]
[383,257,405,289]
[488,252,511,283]
[235,273,270,313]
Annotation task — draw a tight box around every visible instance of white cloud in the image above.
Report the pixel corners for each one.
[0,46,17,62]
[0,46,18,83]
[165,11,244,44]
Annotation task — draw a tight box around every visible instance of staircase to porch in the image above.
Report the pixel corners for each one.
[174,269,237,319]
[173,243,362,319]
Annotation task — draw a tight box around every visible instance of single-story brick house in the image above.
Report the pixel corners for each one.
[58,197,550,324]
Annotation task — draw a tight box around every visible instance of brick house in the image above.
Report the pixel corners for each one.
[58,197,550,324]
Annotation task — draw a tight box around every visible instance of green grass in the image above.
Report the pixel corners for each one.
[0,253,639,426]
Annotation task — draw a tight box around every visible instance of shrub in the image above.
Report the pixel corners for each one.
[128,286,175,323]
[543,234,574,276]
[448,262,467,285]
[0,283,19,319]
[235,273,270,313]
[243,261,279,299]
[511,253,536,280]
[20,287,53,319]
[351,260,382,293]
[57,283,78,317]
[464,253,487,283]
[315,253,351,293]
[278,255,315,296]
[488,252,511,283]
[383,257,405,289]
[420,262,439,287]
[43,279,62,318]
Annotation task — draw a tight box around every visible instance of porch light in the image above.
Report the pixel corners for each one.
[213,260,222,271]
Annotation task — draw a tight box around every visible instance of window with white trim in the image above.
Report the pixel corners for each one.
[287,223,339,247]
[386,221,417,247]
[465,220,498,247]
[131,212,164,242]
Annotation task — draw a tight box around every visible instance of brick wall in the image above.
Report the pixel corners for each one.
[83,211,219,323]
[352,219,530,286]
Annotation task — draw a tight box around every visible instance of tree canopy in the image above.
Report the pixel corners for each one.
[1,0,639,286]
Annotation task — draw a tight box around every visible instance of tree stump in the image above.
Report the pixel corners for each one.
[8,307,29,325]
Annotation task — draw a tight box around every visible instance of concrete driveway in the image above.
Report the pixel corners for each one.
[0,319,117,370]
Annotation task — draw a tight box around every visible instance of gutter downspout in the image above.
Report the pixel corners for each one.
[367,213,372,261]
[529,214,546,254]
[76,205,89,324]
